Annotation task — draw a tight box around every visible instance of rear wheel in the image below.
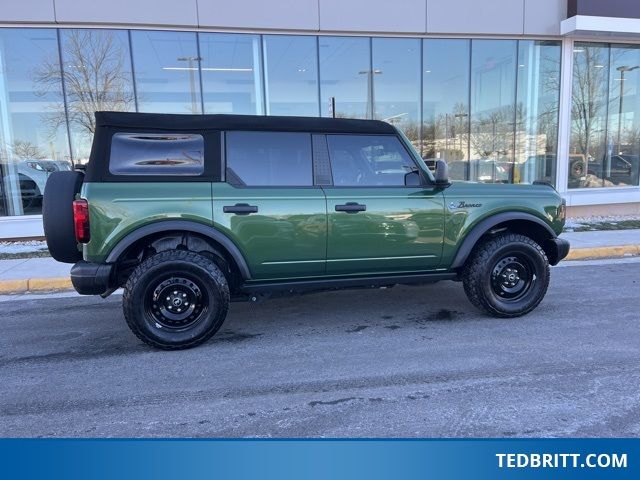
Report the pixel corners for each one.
[123,250,229,350]
[461,233,550,317]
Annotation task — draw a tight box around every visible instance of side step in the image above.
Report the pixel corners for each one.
[240,272,457,296]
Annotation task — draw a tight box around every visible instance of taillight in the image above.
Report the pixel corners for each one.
[73,199,90,243]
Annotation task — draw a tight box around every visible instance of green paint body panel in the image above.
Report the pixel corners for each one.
[323,186,445,275]
[80,176,564,281]
[211,183,327,279]
[440,181,564,268]
[82,182,213,263]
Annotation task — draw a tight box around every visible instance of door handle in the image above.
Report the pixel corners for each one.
[223,203,259,215]
[335,202,366,213]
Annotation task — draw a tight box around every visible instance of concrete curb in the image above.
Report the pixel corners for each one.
[0,245,638,295]
[565,245,640,260]
[0,277,72,295]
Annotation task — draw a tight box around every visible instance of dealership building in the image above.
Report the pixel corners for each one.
[1,0,640,238]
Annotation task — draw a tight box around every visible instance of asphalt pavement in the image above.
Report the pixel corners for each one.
[1,259,639,438]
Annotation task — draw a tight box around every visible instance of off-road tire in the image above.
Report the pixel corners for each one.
[123,250,230,350]
[462,233,550,318]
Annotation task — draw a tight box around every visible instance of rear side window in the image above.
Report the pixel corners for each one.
[326,135,417,187]
[226,131,313,186]
[109,133,204,176]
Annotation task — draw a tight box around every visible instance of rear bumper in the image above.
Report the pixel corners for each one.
[70,261,114,295]
[546,237,570,265]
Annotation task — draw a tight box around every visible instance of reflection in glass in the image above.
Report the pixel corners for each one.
[199,33,263,115]
[372,38,421,149]
[263,35,319,116]
[59,29,135,162]
[569,43,610,188]
[606,45,640,187]
[0,28,70,216]
[110,133,204,175]
[516,40,561,185]
[422,39,470,179]
[470,40,517,183]
[131,30,202,114]
[319,36,370,119]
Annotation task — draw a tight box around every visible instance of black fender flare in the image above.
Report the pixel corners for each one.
[105,220,252,280]
[450,212,557,269]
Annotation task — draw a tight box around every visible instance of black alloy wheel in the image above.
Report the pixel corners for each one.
[145,276,208,330]
[490,255,535,302]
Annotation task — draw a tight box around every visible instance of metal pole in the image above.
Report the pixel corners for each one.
[617,69,625,154]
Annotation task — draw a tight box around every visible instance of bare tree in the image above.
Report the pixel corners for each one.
[10,140,46,160]
[569,46,609,157]
[469,106,515,159]
[34,30,134,137]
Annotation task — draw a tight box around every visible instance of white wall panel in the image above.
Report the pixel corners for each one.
[198,0,319,31]
[0,0,55,23]
[319,0,426,33]
[54,0,198,27]
[524,0,566,35]
[427,0,525,35]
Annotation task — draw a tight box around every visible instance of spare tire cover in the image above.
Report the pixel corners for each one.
[43,170,84,263]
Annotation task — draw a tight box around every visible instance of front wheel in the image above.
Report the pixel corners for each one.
[461,233,550,317]
[123,250,230,350]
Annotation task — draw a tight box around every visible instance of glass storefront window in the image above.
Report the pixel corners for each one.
[372,38,421,150]
[59,29,135,163]
[569,43,611,188]
[606,44,640,187]
[516,40,561,185]
[0,28,70,216]
[263,35,319,116]
[4,26,640,218]
[422,39,470,179]
[319,36,370,119]
[199,33,263,115]
[131,30,202,114]
[470,40,518,183]
[569,42,640,189]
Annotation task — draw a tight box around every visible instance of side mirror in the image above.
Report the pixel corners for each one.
[404,170,421,187]
[434,159,450,186]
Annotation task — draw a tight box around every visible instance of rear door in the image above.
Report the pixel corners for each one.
[322,134,444,275]
[212,131,327,281]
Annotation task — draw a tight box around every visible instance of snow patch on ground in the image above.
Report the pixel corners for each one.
[0,240,49,255]
[564,215,640,231]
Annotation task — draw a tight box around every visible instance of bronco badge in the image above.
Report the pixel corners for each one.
[449,201,483,210]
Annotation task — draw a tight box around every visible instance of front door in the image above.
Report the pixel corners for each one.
[322,134,444,275]
[213,131,327,280]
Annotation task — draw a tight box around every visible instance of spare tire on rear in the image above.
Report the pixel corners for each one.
[43,170,84,263]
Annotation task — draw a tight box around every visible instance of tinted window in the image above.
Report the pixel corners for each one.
[372,38,421,149]
[263,36,319,116]
[226,132,313,186]
[319,36,370,118]
[470,40,517,183]
[130,30,202,114]
[327,135,418,186]
[109,133,204,175]
[199,33,263,115]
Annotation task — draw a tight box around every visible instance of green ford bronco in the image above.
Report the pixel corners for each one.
[43,112,569,350]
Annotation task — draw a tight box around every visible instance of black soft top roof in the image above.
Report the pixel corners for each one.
[94,111,397,134]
